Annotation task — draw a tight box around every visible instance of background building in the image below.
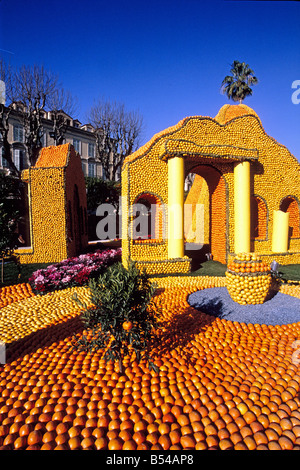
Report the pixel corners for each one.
[0,103,107,179]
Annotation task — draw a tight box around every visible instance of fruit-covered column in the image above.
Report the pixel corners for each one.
[272,210,290,252]
[234,160,251,253]
[168,156,184,258]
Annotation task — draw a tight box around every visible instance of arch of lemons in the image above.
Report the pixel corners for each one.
[121,104,300,275]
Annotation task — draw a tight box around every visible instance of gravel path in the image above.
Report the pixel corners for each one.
[188,287,300,326]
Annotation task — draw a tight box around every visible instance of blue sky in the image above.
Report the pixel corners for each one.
[0,0,299,159]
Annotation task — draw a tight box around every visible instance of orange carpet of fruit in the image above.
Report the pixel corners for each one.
[1,277,300,450]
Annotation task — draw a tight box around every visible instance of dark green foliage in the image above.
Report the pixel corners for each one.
[0,173,25,283]
[2,261,50,287]
[85,177,120,212]
[72,261,159,371]
[0,173,23,253]
[221,60,258,103]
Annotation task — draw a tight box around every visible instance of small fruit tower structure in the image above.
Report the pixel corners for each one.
[226,252,272,305]
[17,144,88,264]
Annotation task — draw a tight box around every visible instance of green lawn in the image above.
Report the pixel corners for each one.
[1,260,51,287]
[1,258,300,287]
[188,261,300,282]
[151,260,300,282]
[187,260,300,282]
[278,264,300,282]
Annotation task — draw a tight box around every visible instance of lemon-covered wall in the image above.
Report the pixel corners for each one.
[16,144,88,264]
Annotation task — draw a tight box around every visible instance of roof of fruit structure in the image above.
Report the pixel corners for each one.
[214,103,261,125]
[34,143,72,168]
[123,104,263,166]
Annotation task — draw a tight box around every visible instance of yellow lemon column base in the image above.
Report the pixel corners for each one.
[272,210,289,252]
[234,161,251,254]
[168,156,184,259]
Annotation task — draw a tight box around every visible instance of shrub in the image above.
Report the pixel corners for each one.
[72,261,159,372]
[29,247,121,294]
[0,173,24,283]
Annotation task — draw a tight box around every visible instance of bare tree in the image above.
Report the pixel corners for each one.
[14,64,58,166]
[88,99,144,181]
[0,59,20,175]
[48,88,78,145]
[0,59,78,174]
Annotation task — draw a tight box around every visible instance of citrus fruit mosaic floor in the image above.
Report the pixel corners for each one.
[1,276,300,450]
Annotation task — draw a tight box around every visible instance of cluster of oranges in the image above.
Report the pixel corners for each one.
[214,104,260,125]
[227,252,270,274]
[134,239,163,245]
[1,274,300,450]
[34,144,70,168]
[0,283,34,309]
[226,253,272,305]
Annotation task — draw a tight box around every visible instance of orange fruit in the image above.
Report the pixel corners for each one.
[146,431,159,446]
[206,435,219,448]
[253,431,268,445]
[27,430,42,446]
[243,411,257,424]
[80,437,95,449]
[158,423,171,435]
[268,441,281,450]
[55,433,68,446]
[94,437,108,450]
[14,436,27,449]
[122,439,137,450]
[68,436,81,449]
[278,436,294,450]
[204,423,218,436]
[195,441,208,450]
[19,424,33,437]
[132,431,146,445]
[244,435,257,450]
[219,438,233,450]
[169,429,181,445]
[108,437,123,450]
[180,434,196,449]
[122,321,133,332]
[42,431,56,443]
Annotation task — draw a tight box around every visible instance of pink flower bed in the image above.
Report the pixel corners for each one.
[29,248,121,294]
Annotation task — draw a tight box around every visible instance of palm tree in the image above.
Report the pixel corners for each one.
[221,61,258,104]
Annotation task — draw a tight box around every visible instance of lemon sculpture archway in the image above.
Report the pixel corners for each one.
[122,104,300,275]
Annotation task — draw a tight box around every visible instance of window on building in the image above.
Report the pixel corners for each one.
[1,147,9,168]
[13,124,24,143]
[38,128,46,148]
[81,161,86,176]
[13,149,27,171]
[115,167,121,181]
[88,143,95,158]
[88,162,95,178]
[73,139,81,153]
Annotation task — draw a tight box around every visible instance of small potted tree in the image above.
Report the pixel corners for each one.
[72,261,159,372]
